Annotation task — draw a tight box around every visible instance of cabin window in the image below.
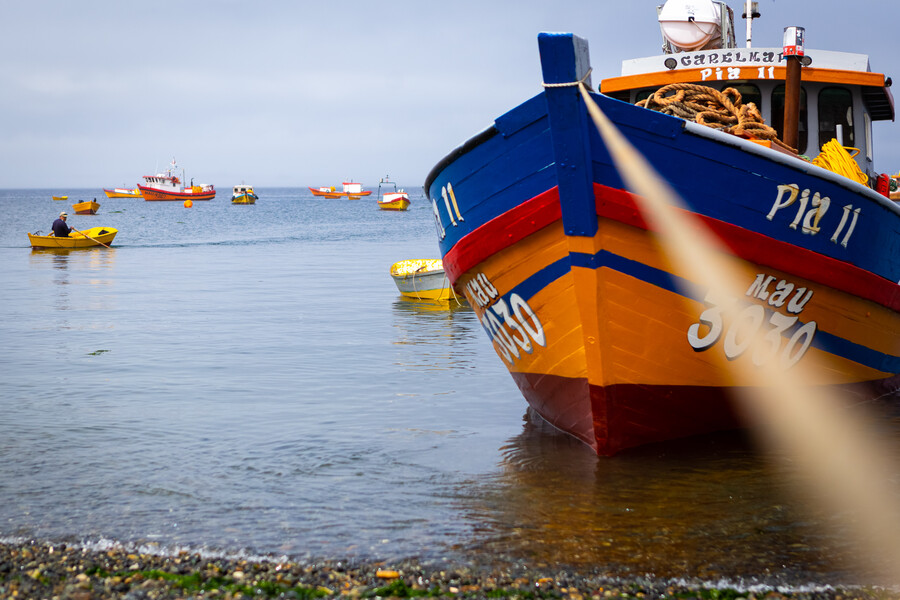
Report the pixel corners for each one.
[817,87,854,150]
[771,85,808,154]
[865,112,873,162]
[725,83,761,113]
[635,89,654,104]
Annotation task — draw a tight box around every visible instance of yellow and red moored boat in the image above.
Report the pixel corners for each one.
[72,200,100,215]
[103,187,142,199]
[376,177,411,211]
[28,227,117,249]
[390,259,458,301]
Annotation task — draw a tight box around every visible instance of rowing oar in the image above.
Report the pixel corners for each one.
[70,228,111,248]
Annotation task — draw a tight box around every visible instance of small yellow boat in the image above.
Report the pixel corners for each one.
[390,259,459,301]
[28,227,117,249]
[231,184,258,204]
[376,177,410,211]
[52,195,68,201]
[103,187,142,199]
[72,200,100,215]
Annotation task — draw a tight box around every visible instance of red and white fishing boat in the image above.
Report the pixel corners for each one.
[138,159,216,201]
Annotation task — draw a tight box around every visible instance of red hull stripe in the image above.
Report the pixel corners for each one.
[442,187,561,282]
[443,183,900,312]
[513,371,898,456]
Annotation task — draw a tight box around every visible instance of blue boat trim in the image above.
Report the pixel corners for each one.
[488,247,900,375]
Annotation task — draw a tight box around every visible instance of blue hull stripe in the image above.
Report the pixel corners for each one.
[504,248,900,375]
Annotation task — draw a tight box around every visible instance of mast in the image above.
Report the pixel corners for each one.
[782,26,805,151]
[743,0,760,47]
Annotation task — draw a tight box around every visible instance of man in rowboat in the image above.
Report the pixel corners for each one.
[51,211,73,237]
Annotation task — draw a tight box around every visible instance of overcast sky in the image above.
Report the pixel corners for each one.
[1,0,897,189]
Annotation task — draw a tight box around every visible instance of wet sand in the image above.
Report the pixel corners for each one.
[1,540,897,599]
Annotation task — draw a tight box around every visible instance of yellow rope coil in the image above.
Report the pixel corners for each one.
[637,83,796,153]
[811,139,869,185]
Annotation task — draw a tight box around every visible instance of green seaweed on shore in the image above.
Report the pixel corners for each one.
[366,578,546,598]
[484,590,517,598]
[85,566,331,598]
[675,588,745,600]
[368,578,438,597]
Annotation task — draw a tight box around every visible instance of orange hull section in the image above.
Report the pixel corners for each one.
[139,186,215,201]
[309,187,371,198]
[72,201,100,215]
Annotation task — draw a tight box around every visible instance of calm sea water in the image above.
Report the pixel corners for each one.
[2,187,899,589]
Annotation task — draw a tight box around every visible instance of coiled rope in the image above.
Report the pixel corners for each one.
[811,139,869,185]
[636,83,796,153]
[544,78,874,187]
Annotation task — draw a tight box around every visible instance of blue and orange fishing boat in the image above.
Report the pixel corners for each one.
[424,0,899,455]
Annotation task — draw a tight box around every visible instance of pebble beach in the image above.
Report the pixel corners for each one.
[2,540,898,600]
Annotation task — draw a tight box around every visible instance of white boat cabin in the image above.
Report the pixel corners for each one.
[600,0,894,179]
[142,173,181,191]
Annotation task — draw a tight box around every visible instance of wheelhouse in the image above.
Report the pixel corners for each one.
[600,2,894,178]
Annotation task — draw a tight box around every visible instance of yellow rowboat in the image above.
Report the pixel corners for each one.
[52,195,68,201]
[390,259,460,301]
[72,200,100,215]
[28,227,117,249]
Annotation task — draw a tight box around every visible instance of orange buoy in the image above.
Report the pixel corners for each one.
[184,199,193,208]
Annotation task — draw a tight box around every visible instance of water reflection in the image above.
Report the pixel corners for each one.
[390,298,480,371]
[27,248,118,315]
[454,409,867,585]
[29,247,117,271]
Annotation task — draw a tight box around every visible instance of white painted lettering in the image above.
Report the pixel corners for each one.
[786,287,813,314]
[767,280,794,307]
[800,192,830,234]
[767,184,800,220]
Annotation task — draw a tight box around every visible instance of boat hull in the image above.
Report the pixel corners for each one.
[72,201,100,215]
[52,196,68,201]
[309,186,372,198]
[139,185,216,201]
[424,34,900,455]
[232,193,257,204]
[378,194,411,211]
[390,259,457,301]
[103,188,142,199]
[28,227,117,249]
